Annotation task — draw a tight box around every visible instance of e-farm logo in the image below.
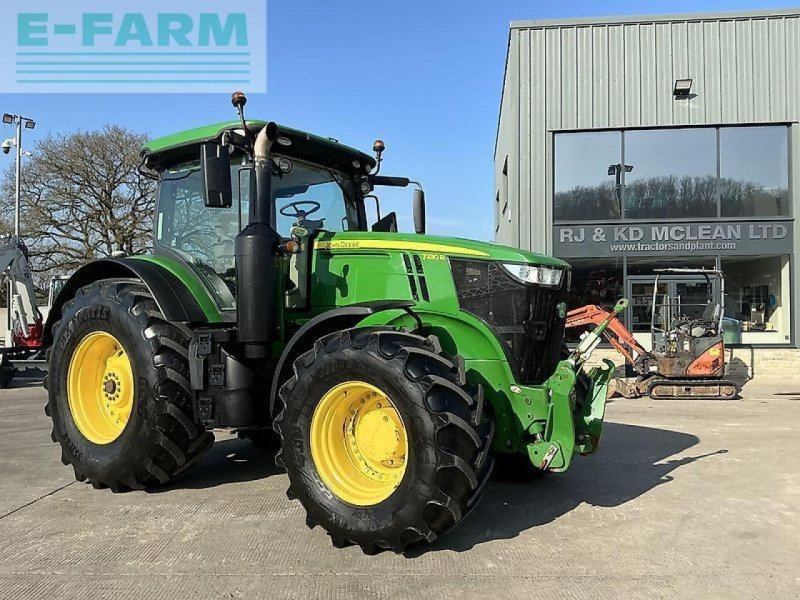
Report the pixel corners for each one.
[0,1,266,93]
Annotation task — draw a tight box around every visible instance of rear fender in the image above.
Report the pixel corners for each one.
[43,257,220,346]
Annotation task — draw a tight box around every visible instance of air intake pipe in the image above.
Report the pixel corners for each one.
[235,122,282,355]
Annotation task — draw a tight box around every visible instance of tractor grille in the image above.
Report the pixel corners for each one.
[450,259,569,385]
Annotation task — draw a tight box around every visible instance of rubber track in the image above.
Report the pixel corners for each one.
[647,377,740,401]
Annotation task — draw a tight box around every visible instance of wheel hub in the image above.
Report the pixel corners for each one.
[67,332,134,445]
[354,409,402,463]
[103,378,117,396]
[310,381,408,506]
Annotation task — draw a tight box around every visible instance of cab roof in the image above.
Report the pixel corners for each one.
[142,120,377,173]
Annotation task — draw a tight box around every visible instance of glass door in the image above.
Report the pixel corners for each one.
[625,275,718,333]
[626,277,669,333]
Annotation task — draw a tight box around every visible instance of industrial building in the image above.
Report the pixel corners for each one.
[495,8,799,361]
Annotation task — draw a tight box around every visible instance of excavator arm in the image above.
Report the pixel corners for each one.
[566,304,648,375]
[0,236,44,347]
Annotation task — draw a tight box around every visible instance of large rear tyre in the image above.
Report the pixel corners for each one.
[274,327,494,554]
[43,280,214,491]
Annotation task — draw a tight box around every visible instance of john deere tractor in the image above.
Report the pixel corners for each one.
[44,93,617,554]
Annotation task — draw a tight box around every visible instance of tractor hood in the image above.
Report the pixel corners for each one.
[315,231,568,268]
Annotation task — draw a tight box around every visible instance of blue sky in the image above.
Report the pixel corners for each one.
[1,0,795,241]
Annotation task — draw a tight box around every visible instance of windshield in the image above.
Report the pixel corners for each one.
[273,158,359,236]
[155,154,358,310]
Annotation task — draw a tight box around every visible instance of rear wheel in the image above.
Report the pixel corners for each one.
[274,327,494,554]
[44,280,214,491]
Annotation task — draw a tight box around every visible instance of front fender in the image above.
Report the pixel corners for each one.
[357,309,614,468]
[355,308,527,451]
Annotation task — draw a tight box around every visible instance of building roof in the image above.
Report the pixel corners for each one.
[510,7,800,29]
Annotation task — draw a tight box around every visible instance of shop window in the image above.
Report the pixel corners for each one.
[720,126,790,217]
[624,128,717,219]
[564,258,624,342]
[626,256,717,276]
[721,255,791,344]
[554,131,622,221]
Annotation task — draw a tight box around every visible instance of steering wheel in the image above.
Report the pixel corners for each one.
[280,200,321,221]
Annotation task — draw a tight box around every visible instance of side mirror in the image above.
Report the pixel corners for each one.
[201,143,232,208]
[413,189,426,235]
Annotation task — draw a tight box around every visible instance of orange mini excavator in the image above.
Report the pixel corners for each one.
[567,268,739,400]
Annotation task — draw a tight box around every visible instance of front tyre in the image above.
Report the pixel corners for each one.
[44,280,214,491]
[274,327,494,554]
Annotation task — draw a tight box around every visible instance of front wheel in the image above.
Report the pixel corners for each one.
[44,280,214,491]
[274,327,494,554]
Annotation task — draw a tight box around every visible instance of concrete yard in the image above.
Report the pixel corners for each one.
[0,380,798,599]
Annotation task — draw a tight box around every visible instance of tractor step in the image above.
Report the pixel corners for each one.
[646,378,739,401]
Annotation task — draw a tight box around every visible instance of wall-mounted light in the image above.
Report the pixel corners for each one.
[673,78,693,98]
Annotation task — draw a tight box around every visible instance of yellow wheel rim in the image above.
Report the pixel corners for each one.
[310,381,408,506]
[67,331,134,445]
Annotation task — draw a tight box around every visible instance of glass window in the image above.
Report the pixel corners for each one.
[554,131,622,221]
[273,159,359,238]
[624,128,717,219]
[626,256,717,276]
[156,162,245,310]
[720,127,790,217]
[721,255,791,344]
[564,258,624,342]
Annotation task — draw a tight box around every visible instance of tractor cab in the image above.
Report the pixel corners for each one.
[146,118,425,316]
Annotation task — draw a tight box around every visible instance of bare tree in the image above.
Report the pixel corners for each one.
[0,125,157,285]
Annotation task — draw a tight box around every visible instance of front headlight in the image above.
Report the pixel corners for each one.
[501,263,564,288]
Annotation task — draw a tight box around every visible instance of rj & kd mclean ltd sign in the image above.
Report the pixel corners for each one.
[553,220,793,258]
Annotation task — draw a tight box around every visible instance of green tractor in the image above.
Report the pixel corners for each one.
[44,93,618,554]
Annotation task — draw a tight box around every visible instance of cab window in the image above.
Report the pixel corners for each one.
[273,159,359,237]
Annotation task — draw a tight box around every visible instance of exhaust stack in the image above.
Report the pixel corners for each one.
[235,122,282,355]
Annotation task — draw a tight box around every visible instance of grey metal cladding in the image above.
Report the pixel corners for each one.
[496,10,800,253]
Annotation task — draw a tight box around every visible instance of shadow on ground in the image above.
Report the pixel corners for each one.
[153,437,283,491]
[3,377,45,390]
[414,421,725,555]
[148,422,726,555]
